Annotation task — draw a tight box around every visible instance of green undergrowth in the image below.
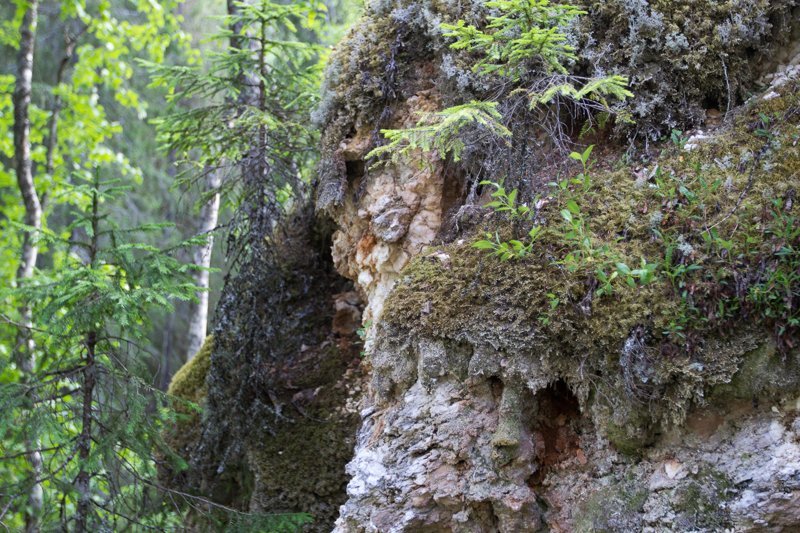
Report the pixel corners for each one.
[380,79,800,445]
[407,80,800,350]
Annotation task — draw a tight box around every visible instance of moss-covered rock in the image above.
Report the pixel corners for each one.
[159,337,214,505]
[316,0,800,211]
[580,0,800,137]
[574,479,649,533]
[168,335,213,405]
[373,75,800,452]
[672,468,734,530]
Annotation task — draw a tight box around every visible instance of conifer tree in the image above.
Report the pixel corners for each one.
[1,170,204,530]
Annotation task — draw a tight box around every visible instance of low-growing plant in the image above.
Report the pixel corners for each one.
[473,179,543,260]
[670,128,689,148]
[569,144,594,193]
[367,101,511,165]
[474,226,543,261]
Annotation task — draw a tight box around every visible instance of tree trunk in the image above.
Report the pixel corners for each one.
[44,26,81,181]
[185,171,221,361]
[74,330,96,533]
[13,2,43,531]
[75,183,100,533]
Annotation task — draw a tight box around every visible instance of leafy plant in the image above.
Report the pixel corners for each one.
[443,0,632,110]
[527,75,633,110]
[367,101,512,164]
[569,144,594,192]
[474,226,542,260]
[670,128,689,147]
[616,259,660,287]
[473,180,542,260]
[480,180,532,219]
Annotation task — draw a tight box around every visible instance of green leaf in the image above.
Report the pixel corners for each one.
[473,240,496,250]
[566,199,580,215]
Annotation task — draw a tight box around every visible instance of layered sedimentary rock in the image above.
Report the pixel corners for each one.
[314,1,800,530]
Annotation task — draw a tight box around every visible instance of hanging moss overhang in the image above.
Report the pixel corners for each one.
[376,76,800,448]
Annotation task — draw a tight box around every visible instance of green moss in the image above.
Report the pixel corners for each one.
[162,336,214,465]
[574,479,648,533]
[379,79,800,449]
[168,335,213,403]
[712,340,800,402]
[673,469,734,530]
[247,343,361,531]
[604,416,656,457]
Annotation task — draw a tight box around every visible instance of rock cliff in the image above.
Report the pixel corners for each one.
[166,0,800,530]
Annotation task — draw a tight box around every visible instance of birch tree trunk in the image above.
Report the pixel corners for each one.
[13,2,43,531]
[185,170,220,360]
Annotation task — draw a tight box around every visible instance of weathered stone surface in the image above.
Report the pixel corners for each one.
[329,92,449,323]
[336,350,800,532]
[319,8,800,529]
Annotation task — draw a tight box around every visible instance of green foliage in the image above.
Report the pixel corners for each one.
[0,0,362,528]
[0,172,203,530]
[147,0,329,203]
[371,0,631,168]
[528,75,633,111]
[476,86,800,350]
[442,0,585,79]
[473,179,541,260]
[481,180,531,220]
[442,0,631,109]
[476,144,662,300]
[367,101,511,164]
[0,0,193,350]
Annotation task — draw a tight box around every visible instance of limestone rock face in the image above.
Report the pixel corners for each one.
[328,92,451,322]
[313,1,800,531]
[335,368,800,532]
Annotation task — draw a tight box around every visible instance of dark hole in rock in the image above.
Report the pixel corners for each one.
[346,159,365,183]
[488,376,504,401]
[528,380,583,487]
[437,165,475,242]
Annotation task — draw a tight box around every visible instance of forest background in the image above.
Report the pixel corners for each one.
[0,0,362,530]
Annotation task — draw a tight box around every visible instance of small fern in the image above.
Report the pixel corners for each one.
[367,101,511,165]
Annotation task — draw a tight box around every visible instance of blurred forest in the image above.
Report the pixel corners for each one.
[0,0,362,530]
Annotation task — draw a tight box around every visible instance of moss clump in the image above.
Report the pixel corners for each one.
[165,336,213,456]
[168,335,213,404]
[160,336,213,494]
[379,79,800,448]
[574,479,648,533]
[219,334,362,531]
